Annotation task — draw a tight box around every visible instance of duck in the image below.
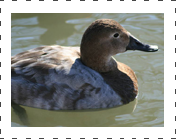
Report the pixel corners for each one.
[11,19,158,110]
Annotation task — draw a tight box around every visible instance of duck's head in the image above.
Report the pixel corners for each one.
[80,19,158,72]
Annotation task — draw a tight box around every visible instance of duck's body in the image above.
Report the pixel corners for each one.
[11,45,137,110]
[11,19,158,110]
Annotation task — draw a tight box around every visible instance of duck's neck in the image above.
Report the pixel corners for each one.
[81,55,117,73]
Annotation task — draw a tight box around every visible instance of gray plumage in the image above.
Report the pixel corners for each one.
[11,45,122,110]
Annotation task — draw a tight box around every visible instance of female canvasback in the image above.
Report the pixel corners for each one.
[11,19,158,110]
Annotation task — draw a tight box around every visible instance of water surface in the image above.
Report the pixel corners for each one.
[11,13,164,127]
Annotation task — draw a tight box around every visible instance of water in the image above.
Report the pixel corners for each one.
[11,13,164,127]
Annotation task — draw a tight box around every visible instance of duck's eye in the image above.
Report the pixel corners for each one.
[113,33,119,38]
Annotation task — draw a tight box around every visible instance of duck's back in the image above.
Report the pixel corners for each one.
[11,45,122,110]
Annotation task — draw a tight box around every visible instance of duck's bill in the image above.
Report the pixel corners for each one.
[126,35,158,52]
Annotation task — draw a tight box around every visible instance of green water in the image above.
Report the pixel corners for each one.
[11,13,164,127]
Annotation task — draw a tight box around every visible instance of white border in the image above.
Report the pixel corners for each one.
[0,0,174,139]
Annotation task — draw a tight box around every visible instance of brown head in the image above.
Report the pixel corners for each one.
[80,19,158,72]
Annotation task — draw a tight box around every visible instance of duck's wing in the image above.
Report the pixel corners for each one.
[12,45,80,84]
[11,45,79,109]
[11,45,122,110]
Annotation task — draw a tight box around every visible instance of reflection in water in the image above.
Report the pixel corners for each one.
[11,101,29,126]
[11,13,164,127]
[12,99,137,127]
